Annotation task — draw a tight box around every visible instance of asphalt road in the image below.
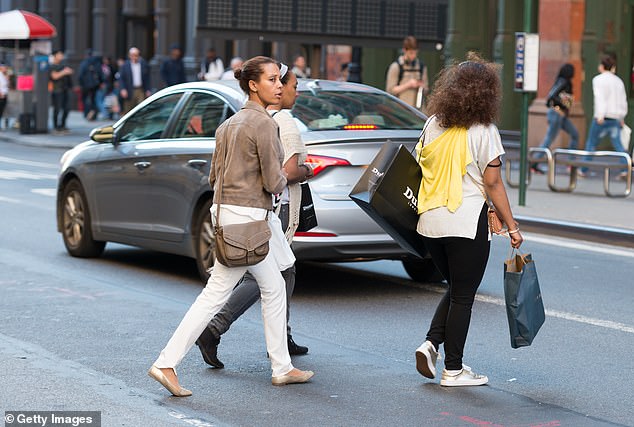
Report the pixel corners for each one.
[1,141,633,427]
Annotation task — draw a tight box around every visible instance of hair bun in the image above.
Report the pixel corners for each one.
[234,69,242,80]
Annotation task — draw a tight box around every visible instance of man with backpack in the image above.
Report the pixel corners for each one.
[386,36,428,111]
[78,49,104,121]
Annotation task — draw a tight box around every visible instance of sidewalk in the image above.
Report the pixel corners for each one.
[0,110,112,149]
[2,111,633,245]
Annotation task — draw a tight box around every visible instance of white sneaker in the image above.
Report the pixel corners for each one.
[440,365,488,387]
[415,341,438,379]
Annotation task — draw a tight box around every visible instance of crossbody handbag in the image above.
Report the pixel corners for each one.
[213,140,271,267]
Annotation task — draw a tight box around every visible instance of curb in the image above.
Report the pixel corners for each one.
[516,215,634,249]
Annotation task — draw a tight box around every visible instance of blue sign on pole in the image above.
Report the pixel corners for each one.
[514,33,526,92]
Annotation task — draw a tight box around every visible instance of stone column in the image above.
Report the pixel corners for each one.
[528,0,586,148]
[445,0,496,65]
[92,0,107,57]
[183,0,201,81]
[493,0,525,131]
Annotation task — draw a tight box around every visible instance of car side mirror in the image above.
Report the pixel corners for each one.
[90,126,115,144]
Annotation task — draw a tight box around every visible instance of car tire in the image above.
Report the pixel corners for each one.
[194,198,215,283]
[402,258,444,283]
[60,179,106,257]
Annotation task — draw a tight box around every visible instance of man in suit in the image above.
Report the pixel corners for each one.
[119,47,151,114]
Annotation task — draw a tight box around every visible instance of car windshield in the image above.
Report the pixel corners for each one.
[291,90,425,131]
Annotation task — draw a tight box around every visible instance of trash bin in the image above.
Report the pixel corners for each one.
[19,112,35,134]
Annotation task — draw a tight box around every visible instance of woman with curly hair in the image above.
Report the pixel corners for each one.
[413,54,523,387]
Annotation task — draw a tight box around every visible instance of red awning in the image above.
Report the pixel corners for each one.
[0,10,57,40]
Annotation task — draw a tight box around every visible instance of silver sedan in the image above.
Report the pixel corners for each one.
[56,79,440,282]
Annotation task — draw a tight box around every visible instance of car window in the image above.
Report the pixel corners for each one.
[171,92,232,138]
[291,91,425,131]
[118,93,183,142]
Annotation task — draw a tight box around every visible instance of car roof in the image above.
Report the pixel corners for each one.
[164,78,388,96]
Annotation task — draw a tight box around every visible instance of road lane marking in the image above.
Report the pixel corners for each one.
[31,188,57,197]
[0,170,57,180]
[520,233,634,258]
[324,263,634,336]
[475,294,634,334]
[0,155,58,169]
[0,195,20,203]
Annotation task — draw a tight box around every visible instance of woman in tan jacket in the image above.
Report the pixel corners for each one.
[195,64,313,368]
[148,56,314,397]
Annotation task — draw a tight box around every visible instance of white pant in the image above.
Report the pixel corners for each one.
[154,205,294,377]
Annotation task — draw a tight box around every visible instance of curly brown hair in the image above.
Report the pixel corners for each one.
[425,53,501,128]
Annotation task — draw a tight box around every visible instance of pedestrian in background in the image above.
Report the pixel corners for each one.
[160,44,186,87]
[78,49,103,121]
[0,63,9,130]
[119,47,151,115]
[413,54,523,387]
[200,48,224,81]
[579,54,629,179]
[220,56,244,80]
[291,54,310,78]
[530,63,579,174]
[195,63,313,368]
[386,36,428,111]
[48,50,73,133]
[148,56,314,397]
[96,56,116,120]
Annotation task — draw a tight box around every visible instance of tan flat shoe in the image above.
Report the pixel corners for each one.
[271,369,314,386]
[148,365,192,397]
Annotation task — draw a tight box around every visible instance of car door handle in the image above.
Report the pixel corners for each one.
[134,161,152,170]
[187,159,208,169]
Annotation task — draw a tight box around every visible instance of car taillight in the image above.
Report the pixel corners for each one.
[304,154,351,177]
[294,231,338,237]
[343,124,378,130]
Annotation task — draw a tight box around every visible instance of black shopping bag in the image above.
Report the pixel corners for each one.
[349,142,427,258]
[296,182,318,232]
[503,250,546,348]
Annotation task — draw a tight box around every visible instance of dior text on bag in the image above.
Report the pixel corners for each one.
[214,215,271,267]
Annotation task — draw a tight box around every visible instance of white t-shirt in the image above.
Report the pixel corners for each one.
[416,116,505,240]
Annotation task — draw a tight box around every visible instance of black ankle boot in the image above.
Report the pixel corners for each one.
[287,335,308,355]
[195,328,224,368]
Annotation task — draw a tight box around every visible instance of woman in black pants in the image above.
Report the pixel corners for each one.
[413,53,523,386]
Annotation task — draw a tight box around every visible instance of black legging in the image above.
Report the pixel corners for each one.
[423,203,490,370]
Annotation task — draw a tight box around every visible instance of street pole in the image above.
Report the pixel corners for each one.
[519,0,533,206]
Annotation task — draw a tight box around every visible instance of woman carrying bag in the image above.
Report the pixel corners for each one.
[148,56,314,397]
[413,54,523,387]
[195,64,314,367]
[530,63,578,174]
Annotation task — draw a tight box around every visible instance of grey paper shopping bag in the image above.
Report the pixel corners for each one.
[503,251,546,348]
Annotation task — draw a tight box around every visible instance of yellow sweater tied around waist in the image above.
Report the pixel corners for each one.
[415,126,472,214]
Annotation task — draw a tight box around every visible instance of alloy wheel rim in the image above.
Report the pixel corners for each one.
[199,216,215,272]
[63,191,84,247]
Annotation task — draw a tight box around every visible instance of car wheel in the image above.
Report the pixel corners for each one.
[194,199,215,282]
[402,258,444,283]
[61,179,106,257]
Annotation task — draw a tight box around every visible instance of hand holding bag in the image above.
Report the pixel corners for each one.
[503,248,545,348]
[213,142,271,268]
